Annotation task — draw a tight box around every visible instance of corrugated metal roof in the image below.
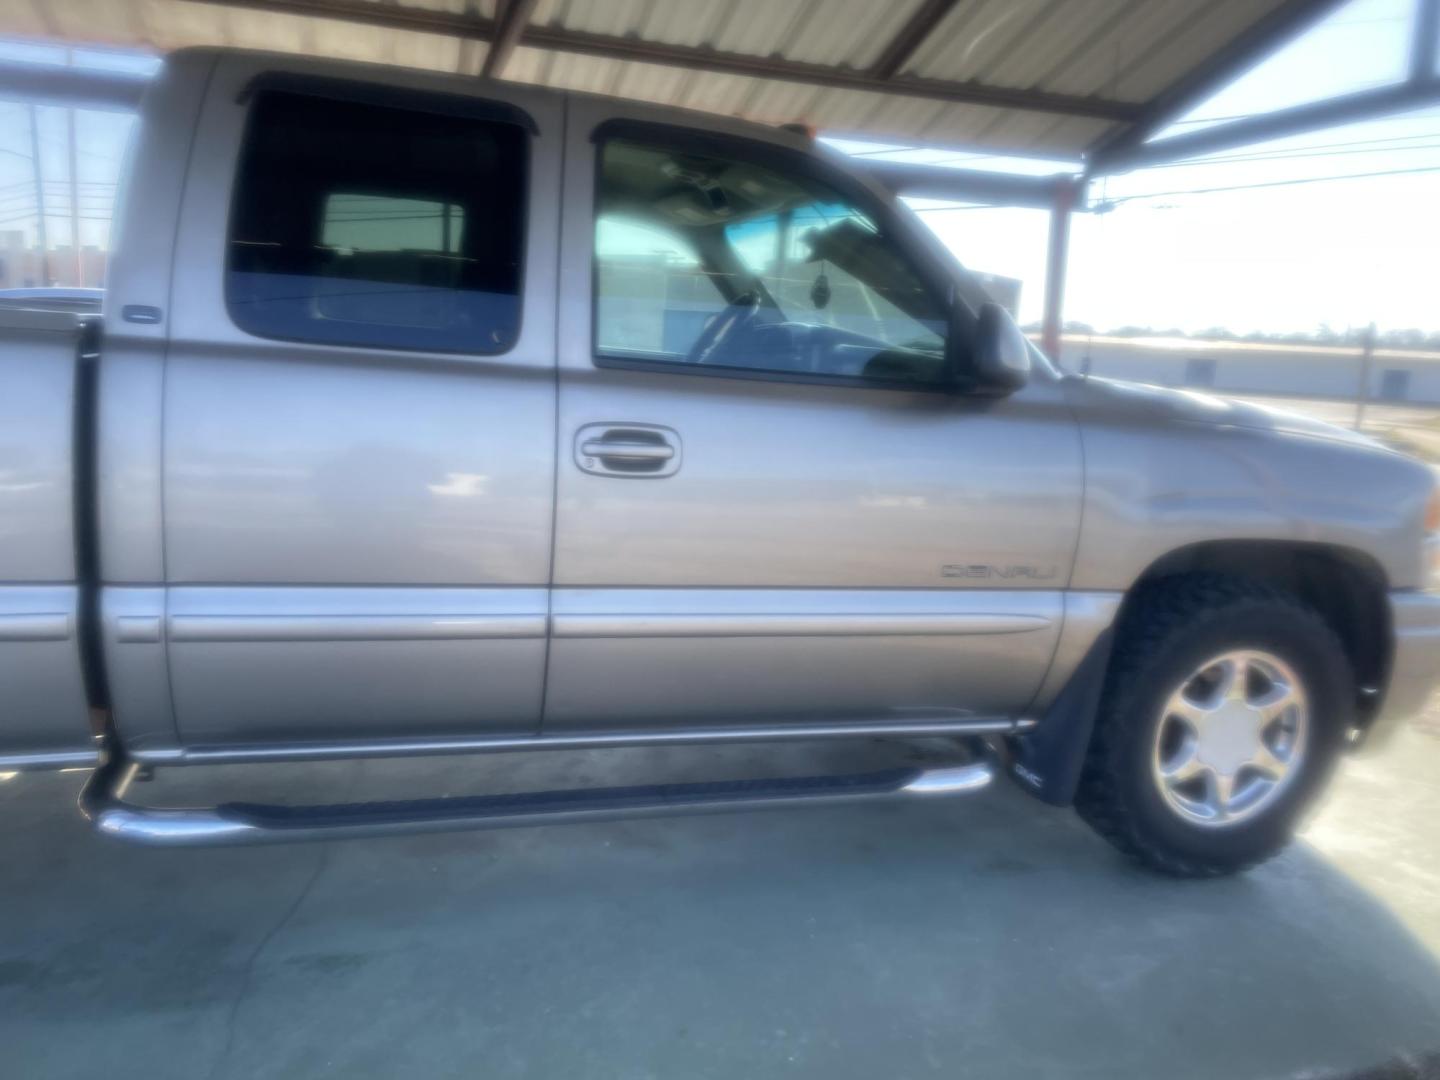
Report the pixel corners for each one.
[0,0,1340,160]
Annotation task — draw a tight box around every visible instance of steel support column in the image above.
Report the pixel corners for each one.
[1041,181,1076,361]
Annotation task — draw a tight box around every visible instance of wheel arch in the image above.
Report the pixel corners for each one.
[1128,540,1390,726]
[1006,539,1390,808]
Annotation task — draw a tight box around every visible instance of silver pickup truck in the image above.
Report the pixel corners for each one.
[4,48,1438,875]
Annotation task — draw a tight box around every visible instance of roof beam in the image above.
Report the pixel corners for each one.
[864,160,1086,211]
[869,0,959,80]
[185,0,1142,122]
[187,0,496,40]
[1086,0,1348,172]
[521,22,1140,120]
[0,59,148,110]
[1089,78,1440,173]
[482,0,539,80]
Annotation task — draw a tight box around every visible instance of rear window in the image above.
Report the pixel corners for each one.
[226,89,527,354]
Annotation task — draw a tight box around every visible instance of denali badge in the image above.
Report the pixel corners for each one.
[1012,763,1044,789]
[942,564,1058,581]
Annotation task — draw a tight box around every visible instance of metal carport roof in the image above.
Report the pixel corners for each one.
[0,0,1365,164]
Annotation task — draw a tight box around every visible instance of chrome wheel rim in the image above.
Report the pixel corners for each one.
[1150,649,1308,828]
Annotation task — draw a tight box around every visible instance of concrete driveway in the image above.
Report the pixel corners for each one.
[3,702,1439,1080]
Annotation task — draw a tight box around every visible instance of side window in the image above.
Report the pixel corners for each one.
[593,137,949,386]
[595,218,723,358]
[227,90,527,354]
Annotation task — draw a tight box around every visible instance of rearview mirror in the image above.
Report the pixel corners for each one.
[954,301,1030,395]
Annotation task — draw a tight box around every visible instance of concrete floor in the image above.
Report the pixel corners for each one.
[3,703,1440,1080]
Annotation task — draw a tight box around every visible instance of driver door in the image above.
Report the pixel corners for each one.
[545,98,1082,733]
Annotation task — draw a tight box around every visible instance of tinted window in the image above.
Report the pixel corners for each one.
[594,137,948,386]
[228,90,526,353]
[1184,357,1217,387]
[1380,369,1410,401]
[321,194,465,255]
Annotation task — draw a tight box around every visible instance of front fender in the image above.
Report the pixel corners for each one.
[1067,385,1431,592]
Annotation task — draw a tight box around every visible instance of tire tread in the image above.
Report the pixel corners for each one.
[1075,573,1350,877]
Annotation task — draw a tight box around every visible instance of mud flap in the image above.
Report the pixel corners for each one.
[1003,629,1114,807]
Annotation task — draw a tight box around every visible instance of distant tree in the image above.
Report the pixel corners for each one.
[1382,328,1427,348]
[1085,322,1439,351]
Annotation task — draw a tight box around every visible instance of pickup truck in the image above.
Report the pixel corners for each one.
[4,48,1438,876]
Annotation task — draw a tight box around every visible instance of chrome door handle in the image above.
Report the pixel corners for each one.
[574,424,682,478]
[579,440,674,462]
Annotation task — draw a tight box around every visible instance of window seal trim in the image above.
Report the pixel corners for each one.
[588,118,969,393]
[223,84,531,359]
[593,351,953,394]
[237,71,540,134]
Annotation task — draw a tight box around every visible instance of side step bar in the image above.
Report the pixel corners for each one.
[79,752,994,847]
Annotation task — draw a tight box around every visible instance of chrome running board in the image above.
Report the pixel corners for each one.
[79,751,994,847]
[131,715,1032,766]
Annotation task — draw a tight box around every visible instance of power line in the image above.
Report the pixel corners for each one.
[847,134,1440,183]
[1142,137,1440,169]
[0,214,114,227]
[1101,164,1440,204]
[907,164,1440,213]
[1146,140,1440,169]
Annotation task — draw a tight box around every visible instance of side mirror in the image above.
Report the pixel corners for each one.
[952,301,1030,395]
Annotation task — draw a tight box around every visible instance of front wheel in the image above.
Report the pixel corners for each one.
[1076,576,1353,877]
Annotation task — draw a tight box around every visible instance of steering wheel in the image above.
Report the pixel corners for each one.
[687,293,760,365]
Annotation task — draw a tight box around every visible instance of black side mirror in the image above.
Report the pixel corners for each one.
[952,301,1030,395]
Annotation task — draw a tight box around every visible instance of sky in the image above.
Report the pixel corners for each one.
[0,0,1436,336]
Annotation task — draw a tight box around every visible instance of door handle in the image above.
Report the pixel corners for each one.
[579,440,674,462]
[575,424,682,478]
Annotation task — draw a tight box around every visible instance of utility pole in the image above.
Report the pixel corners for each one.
[27,104,50,287]
[1354,322,1376,431]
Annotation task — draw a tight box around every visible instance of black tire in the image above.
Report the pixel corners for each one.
[1075,574,1353,877]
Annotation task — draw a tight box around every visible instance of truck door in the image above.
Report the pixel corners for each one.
[158,58,560,750]
[544,99,1083,733]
